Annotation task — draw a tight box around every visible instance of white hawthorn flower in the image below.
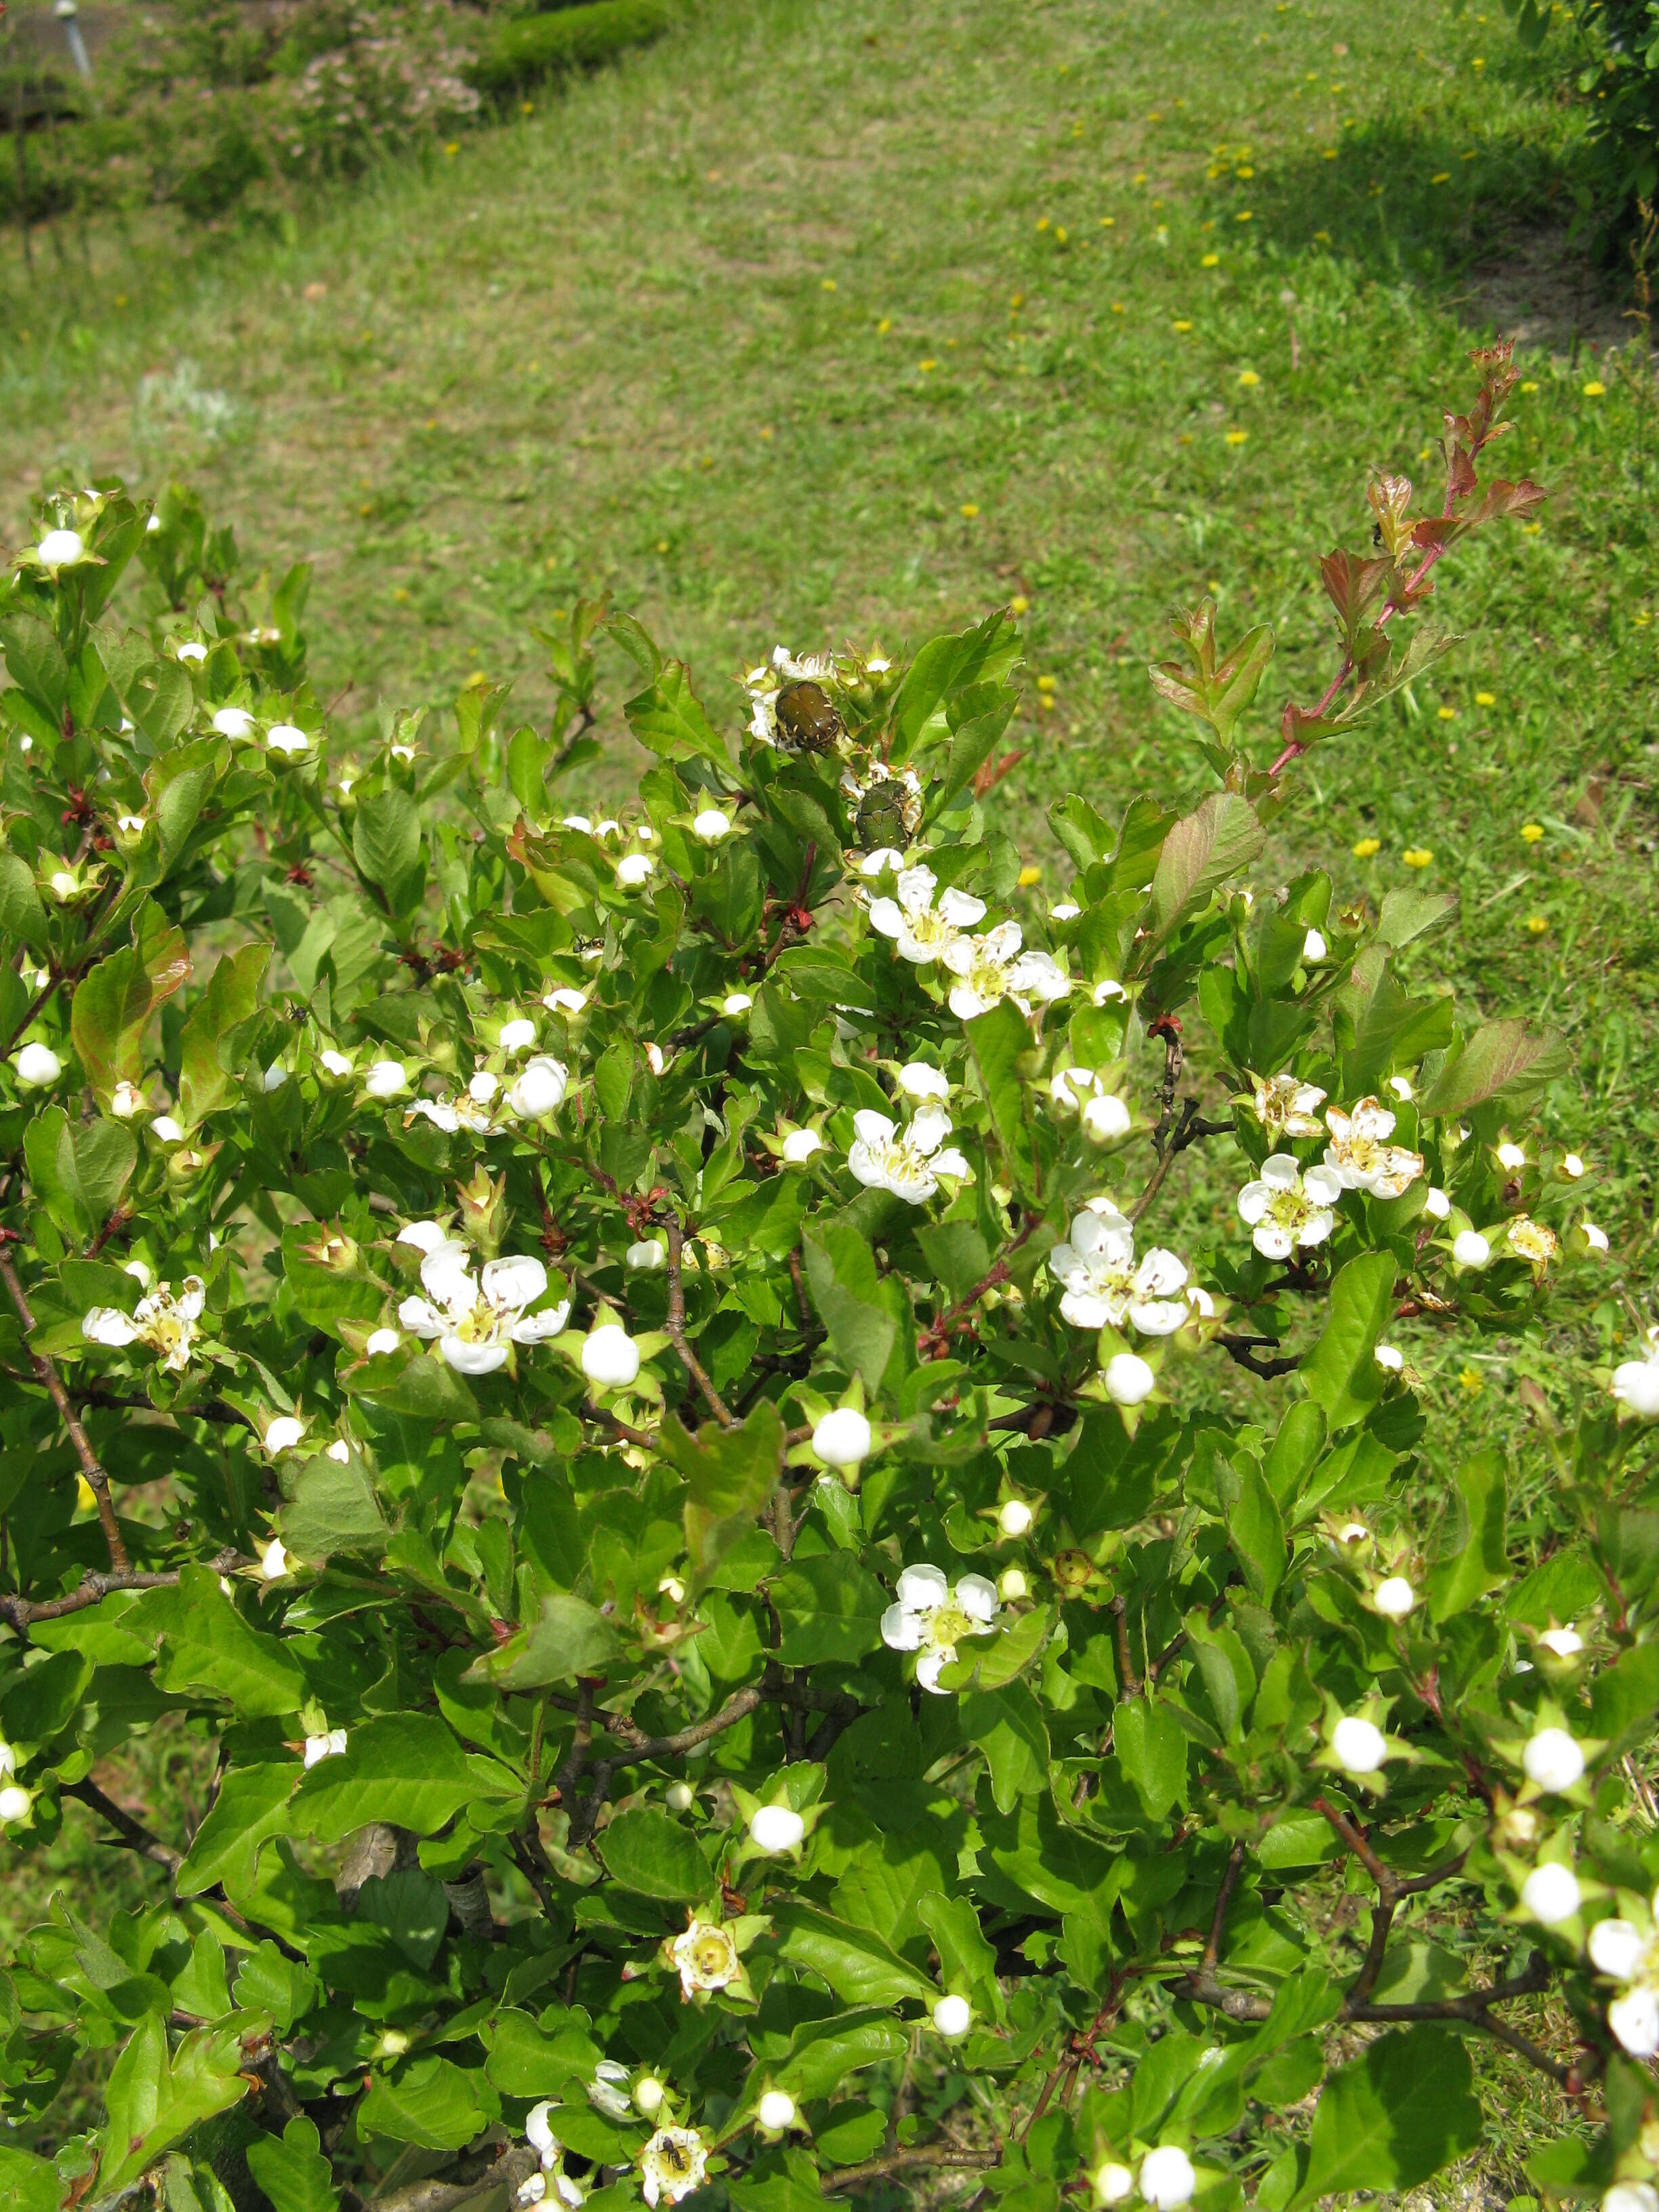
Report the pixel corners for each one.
[1323,1097,1423,1199]
[82,1276,205,1372]
[264,1415,306,1454]
[693,808,732,842]
[1612,1327,1659,1417]
[898,1061,950,1101]
[881,1563,1000,1693]
[627,1239,667,1271]
[509,1055,569,1119]
[847,1105,968,1204]
[1520,1863,1581,1926]
[544,987,589,1016]
[1139,2148,1196,2212]
[749,1804,806,1854]
[0,1784,33,1826]
[150,1115,184,1145]
[943,920,1069,1020]
[498,1017,537,1052]
[1607,1987,1659,2059]
[1563,1152,1586,1179]
[616,853,656,890]
[1237,1155,1343,1258]
[1523,1727,1585,1793]
[998,1498,1033,1538]
[1538,1625,1584,1658]
[722,992,752,1017]
[36,527,87,571]
[109,1080,146,1118]
[640,2126,708,2207]
[304,1728,349,1769]
[1423,1186,1451,1219]
[1331,1715,1389,1774]
[211,705,255,739]
[1050,1067,1132,1142]
[1303,926,1328,961]
[1093,2161,1136,2206]
[1373,1576,1415,1618]
[1507,1215,1558,1265]
[398,1250,569,1374]
[1374,1343,1404,1372]
[396,1221,451,1256]
[365,1059,408,1099]
[581,1323,640,1389]
[813,1407,872,1468]
[588,2062,633,2119]
[1496,1141,1527,1171]
[1048,1204,1191,1336]
[998,1566,1029,1601]
[1589,1919,1654,1983]
[670,1921,740,2000]
[859,845,906,877]
[267,725,310,756]
[932,1993,972,2039]
[634,2076,667,2118]
[1452,1229,1491,1268]
[259,1536,290,1580]
[1246,1071,1326,1140]
[1603,2186,1659,2212]
[1105,1351,1156,1406]
[756,2089,797,2133]
[781,1127,823,1164]
[867,865,985,964]
[1092,976,1128,1006]
[1387,1073,1414,1101]
[14,1042,62,1088]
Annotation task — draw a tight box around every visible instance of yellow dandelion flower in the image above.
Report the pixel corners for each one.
[1036,674,1057,693]
[1018,865,1042,887]
[1037,216,1050,232]
[919,359,937,373]
[655,539,669,553]
[1582,380,1605,397]
[1134,171,1147,184]
[1202,251,1220,267]
[1314,228,1332,242]
[1475,691,1496,706]
[1458,1366,1483,1395]
[1236,209,1253,222]
[821,278,838,291]
[1525,914,1549,935]
[1236,163,1254,178]
[1523,521,1542,535]
[1403,848,1433,869]
[1054,225,1069,243]
[1173,318,1193,333]
[960,502,981,518]
[1352,836,1381,859]
[1635,611,1652,626]
[1237,369,1261,386]
[877,316,893,334]
[1225,429,1249,446]
[1521,379,1539,393]
[522,102,535,116]
[1010,594,1030,615]
[1320,148,1336,160]
[1101,216,1116,227]
[1437,705,1456,721]
[1431,171,1450,184]
[1520,822,1544,844]
[443,142,460,157]
[1111,301,1126,314]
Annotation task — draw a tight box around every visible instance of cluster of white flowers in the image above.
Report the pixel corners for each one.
[1237,1155,1343,1259]
[1092,2146,1197,2209]
[1322,1096,1425,1199]
[847,1104,969,1204]
[516,2102,587,2209]
[396,1242,569,1375]
[866,865,1069,1019]
[881,1563,1000,1692]
[82,1275,206,1372]
[1586,1898,1659,2057]
[1048,1066,1132,1144]
[1048,1202,1194,1337]
[402,1054,569,1132]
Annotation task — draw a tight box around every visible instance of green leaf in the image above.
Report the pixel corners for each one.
[1418,1016,1570,1118]
[960,1682,1050,1811]
[147,1565,306,1718]
[70,902,190,1109]
[1227,1462,1287,1603]
[176,1765,297,1897]
[467,1593,621,1689]
[245,2116,340,2212]
[24,1107,136,1244]
[802,1225,897,1394]
[276,1456,388,1565]
[659,1404,786,1588]
[1300,1254,1396,1433]
[889,611,1019,760]
[352,788,422,908]
[178,943,268,1124]
[917,1891,1002,2018]
[1291,2028,1480,2207]
[623,662,731,767]
[771,1902,936,2005]
[1426,1450,1509,1622]
[1144,792,1264,953]
[598,1807,714,1900]
[965,998,1036,1194]
[358,2056,491,2151]
[292,1713,484,1842]
[0,853,47,954]
[99,2016,250,2194]
[0,2147,61,2212]
[1376,888,1459,948]
[771,1551,889,1665]
[1113,1697,1188,1820]
[774,2009,911,2103]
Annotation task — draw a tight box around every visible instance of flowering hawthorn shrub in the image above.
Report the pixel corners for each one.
[0,348,1655,2212]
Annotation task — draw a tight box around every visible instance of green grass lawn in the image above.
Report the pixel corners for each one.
[1,0,1656,2175]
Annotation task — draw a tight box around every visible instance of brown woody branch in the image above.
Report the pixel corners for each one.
[664,1217,733,1426]
[0,1246,129,1571]
[1220,1332,1300,1380]
[63,1778,184,1874]
[0,1548,243,1634]
[350,2144,541,2212]
[823,2146,996,2192]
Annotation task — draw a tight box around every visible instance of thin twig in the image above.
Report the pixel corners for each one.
[0,1246,128,1570]
[664,1218,732,1425]
[0,1549,242,1633]
[63,1778,183,1873]
[822,2146,996,2192]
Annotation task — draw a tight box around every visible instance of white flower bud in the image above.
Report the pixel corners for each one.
[1608,1986,1659,2058]
[722,992,752,1016]
[150,1115,184,1145]
[1496,1141,1526,1170]
[998,1567,1029,1601]
[1387,1074,1414,1101]
[1423,1186,1451,1218]
[110,1080,144,1118]
[264,1416,305,1453]
[1588,1919,1647,1982]
[750,1804,806,1854]
[1303,926,1327,962]
[1452,1229,1490,1267]
[367,1328,401,1357]
[1373,1576,1415,1619]
[1520,1862,1581,1925]
[627,1240,667,1271]
[264,1063,289,1091]
[1522,1727,1584,1793]
[0,1783,32,1824]
[37,527,85,569]
[1081,1092,1132,1143]
[1538,1626,1584,1658]
[365,1059,408,1099]
[1093,2162,1135,2206]
[813,1408,872,1468]
[1331,1715,1388,1774]
[0,1740,12,1778]
[326,1439,350,1463]
[693,808,732,842]
[267,724,310,755]
[616,853,655,889]
[1104,1351,1155,1406]
[1374,1343,1404,1372]
[1563,1153,1586,1179]
[526,2102,559,2158]
[1602,2186,1659,2212]
[212,706,254,739]
[781,1128,823,1163]
[1584,1221,1609,1252]
[468,1069,499,1105]
[665,1781,695,1812]
[931,1994,972,2039]
[510,1056,569,1119]
[581,1324,640,1389]
[177,641,208,663]
[319,1050,352,1080]
[756,2090,797,2131]
[634,2075,667,2118]
[1139,2148,1196,2211]
[259,1537,290,1580]
[997,1498,1033,1538]
[499,1018,537,1051]
[14,1042,62,1088]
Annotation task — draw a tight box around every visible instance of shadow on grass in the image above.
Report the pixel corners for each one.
[1243,111,1635,354]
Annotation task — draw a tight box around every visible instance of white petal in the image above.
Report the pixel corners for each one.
[482,1255,548,1312]
[398,1296,447,1338]
[880,1601,924,1652]
[852,1109,897,1147]
[895,1563,949,1612]
[1261,1153,1301,1190]
[1253,1223,1296,1260]
[441,1336,509,1375]
[954,1574,1000,1623]
[938,887,987,927]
